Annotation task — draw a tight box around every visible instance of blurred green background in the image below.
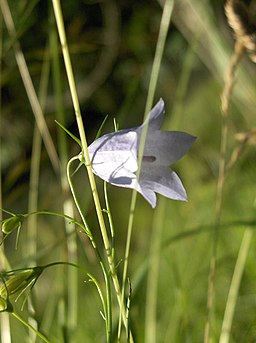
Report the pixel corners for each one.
[1,0,256,342]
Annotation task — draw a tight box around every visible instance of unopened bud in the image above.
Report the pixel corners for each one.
[0,296,12,312]
[0,270,34,298]
[0,297,8,311]
[1,215,24,235]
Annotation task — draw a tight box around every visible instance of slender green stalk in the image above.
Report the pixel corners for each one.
[25,211,84,230]
[204,40,245,343]
[104,182,115,260]
[219,228,253,343]
[118,0,174,337]
[50,11,78,338]
[51,0,130,336]
[145,199,166,343]
[26,126,41,343]
[87,272,112,342]
[11,312,49,343]
[67,157,113,341]
[27,127,42,261]
[26,34,50,343]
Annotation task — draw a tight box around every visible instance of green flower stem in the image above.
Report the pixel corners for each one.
[88,272,112,342]
[145,199,166,343]
[23,210,86,233]
[118,0,174,337]
[67,157,113,341]
[12,312,50,343]
[204,38,245,343]
[50,10,78,336]
[103,182,115,260]
[219,228,253,343]
[50,0,109,248]
[51,0,130,335]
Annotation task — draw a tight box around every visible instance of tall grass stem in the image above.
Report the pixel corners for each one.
[51,0,131,336]
[145,199,166,343]
[204,39,245,343]
[50,13,78,338]
[219,228,253,343]
[118,0,174,338]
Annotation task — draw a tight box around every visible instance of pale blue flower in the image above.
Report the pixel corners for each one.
[88,99,196,208]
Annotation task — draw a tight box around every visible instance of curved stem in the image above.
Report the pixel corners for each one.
[67,156,112,341]
[12,312,50,343]
[51,2,130,336]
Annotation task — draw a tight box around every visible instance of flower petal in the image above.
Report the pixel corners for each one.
[137,188,157,208]
[143,131,196,165]
[88,131,138,182]
[140,165,187,206]
[141,98,165,131]
[106,174,157,208]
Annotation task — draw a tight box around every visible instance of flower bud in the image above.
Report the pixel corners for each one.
[0,297,8,311]
[1,215,24,235]
[0,296,12,312]
[0,270,34,298]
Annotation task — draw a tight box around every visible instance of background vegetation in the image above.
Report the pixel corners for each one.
[1,0,256,342]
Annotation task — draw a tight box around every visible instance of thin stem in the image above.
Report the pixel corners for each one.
[145,199,166,343]
[12,312,50,343]
[219,228,253,343]
[87,272,112,342]
[66,157,95,242]
[204,40,245,343]
[118,0,174,337]
[104,182,115,260]
[26,30,50,343]
[50,12,78,336]
[67,157,113,340]
[51,0,130,335]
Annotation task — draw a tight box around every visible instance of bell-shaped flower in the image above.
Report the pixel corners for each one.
[88,99,196,208]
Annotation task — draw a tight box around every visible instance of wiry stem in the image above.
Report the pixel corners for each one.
[204,39,245,343]
[51,1,131,338]
[118,0,174,339]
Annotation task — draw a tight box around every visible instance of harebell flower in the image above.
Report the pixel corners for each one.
[88,99,196,208]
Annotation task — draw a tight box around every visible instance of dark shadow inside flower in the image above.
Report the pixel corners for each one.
[142,155,156,162]
[108,176,133,185]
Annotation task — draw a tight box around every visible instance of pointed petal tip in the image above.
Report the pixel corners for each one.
[157,98,165,111]
[158,97,164,106]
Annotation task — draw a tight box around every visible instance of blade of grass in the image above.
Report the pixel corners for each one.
[50,10,78,338]
[11,312,50,343]
[219,228,253,343]
[51,1,131,338]
[26,37,50,343]
[118,0,174,338]
[144,198,166,343]
[204,35,245,343]
[173,0,256,120]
